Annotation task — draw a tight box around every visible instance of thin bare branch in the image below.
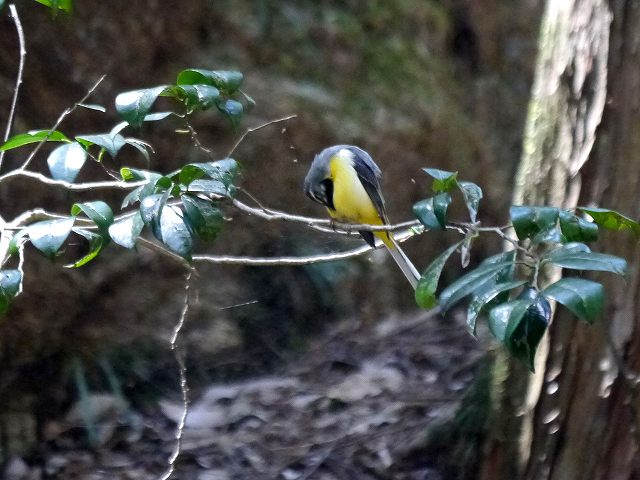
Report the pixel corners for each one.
[0,4,27,172]
[0,169,145,191]
[227,114,297,158]
[160,272,193,480]
[19,75,107,172]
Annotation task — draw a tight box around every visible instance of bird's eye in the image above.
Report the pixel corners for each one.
[320,179,335,210]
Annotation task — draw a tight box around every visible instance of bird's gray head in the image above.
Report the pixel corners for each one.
[304,145,351,210]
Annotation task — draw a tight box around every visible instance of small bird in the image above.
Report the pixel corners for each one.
[304,145,420,288]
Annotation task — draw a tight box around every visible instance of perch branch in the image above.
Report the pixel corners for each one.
[0,169,146,190]
[0,4,26,172]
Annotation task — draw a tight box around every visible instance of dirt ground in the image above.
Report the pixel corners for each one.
[4,309,482,480]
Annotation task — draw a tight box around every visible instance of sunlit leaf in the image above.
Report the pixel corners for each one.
[415,241,463,309]
[543,278,603,324]
[47,142,87,183]
[0,130,70,151]
[115,86,168,128]
[177,84,220,112]
[77,103,106,113]
[423,168,458,193]
[108,212,144,249]
[157,205,193,260]
[579,207,640,238]
[177,159,239,191]
[71,201,114,236]
[458,181,483,223]
[27,218,74,259]
[64,230,104,268]
[76,133,126,158]
[544,250,627,276]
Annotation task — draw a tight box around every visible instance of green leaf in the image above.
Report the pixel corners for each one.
[108,212,144,249]
[76,133,126,159]
[489,295,550,371]
[0,130,71,151]
[415,241,463,309]
[115,86,168,128]
[439,257,516,312]
[120,170,163,208]
[177,84,220,112]
[545,250,627,276]
[543,278,603,324]
[144,111,174,122]
[181,195,224,242]
[186,180,229,197]
[0,270,22,315]
[46,142,87,183]
[423,168,458,193]
[413,197,442,230]
[34,0,72,13]
[578,207,640,238]
[467,280,527,336]
[124,138,153,162]
[457,181,483,223]
[217,99,244,122]
[64,230,104,268]
[8,229,29,255]
[473,250,517,309]
[140,192,169,240]
[157,205,193,260]
[559,210,599,242]
[510,206,559,241]
[27,218,74,259]
[176,69,243,93]
[434,192,451,229]
[71,201,114,236]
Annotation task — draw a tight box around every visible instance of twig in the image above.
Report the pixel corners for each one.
[227,114,297,158]
[193,244,374,266]
[18,74,107,172]
[0,4,26,172]
[0,169,146,190]
[160,272,193,480]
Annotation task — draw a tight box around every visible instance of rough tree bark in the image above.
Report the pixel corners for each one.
[477,0,640,479]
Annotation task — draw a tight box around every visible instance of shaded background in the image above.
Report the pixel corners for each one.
[0,0,542,477]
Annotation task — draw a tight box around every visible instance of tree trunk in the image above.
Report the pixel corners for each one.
[477,0,640,479]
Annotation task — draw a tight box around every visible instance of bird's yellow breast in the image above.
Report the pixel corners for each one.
[327,153,383,226]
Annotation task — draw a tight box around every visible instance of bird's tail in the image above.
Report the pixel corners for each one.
[378,233,420,290]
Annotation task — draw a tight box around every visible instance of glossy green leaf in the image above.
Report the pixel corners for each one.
[77,103,106,112]
[473,250,517,309]
[578,207,640,238]
[467,280,527,336]
[27,218,74,259]
[543,278,603,324]
[439,257,516,312]
[64,230,104,268]
[177,84,220,112]
[144,112,174,122]
[140,192,168,240]
[124,138,153,162]
[0,130,70,151]
[157,205,193,260]
[0,270,22,315]
[545,250,627,276]
[115,86,168,128]
[423,168,458,193]
[217,99,244,122]
[46,142,87,183]
[415,241,463,309]
[76,133,126,159]
[489,295,550,371]
[108,212,144,249]
[178,159,239,190]
[34,0,72,12]
[181,195,224,242]
[176,69,243,93]
[458,181,483,223]
[71,201,114,236]
[559,210,598,242]
[433,192,451,229]
[413,197,442,230]
[510,206,559,241]
[120,168,163,208]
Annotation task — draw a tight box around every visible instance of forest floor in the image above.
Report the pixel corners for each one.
[7,310,483,480]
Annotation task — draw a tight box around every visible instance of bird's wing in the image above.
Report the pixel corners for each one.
[349,147,389,223]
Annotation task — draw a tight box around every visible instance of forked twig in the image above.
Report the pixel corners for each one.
[227,114,297,158]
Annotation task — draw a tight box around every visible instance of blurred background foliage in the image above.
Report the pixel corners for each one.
[0,0,542,456]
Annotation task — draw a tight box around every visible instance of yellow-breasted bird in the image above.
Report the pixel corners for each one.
[304,145,420,288]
